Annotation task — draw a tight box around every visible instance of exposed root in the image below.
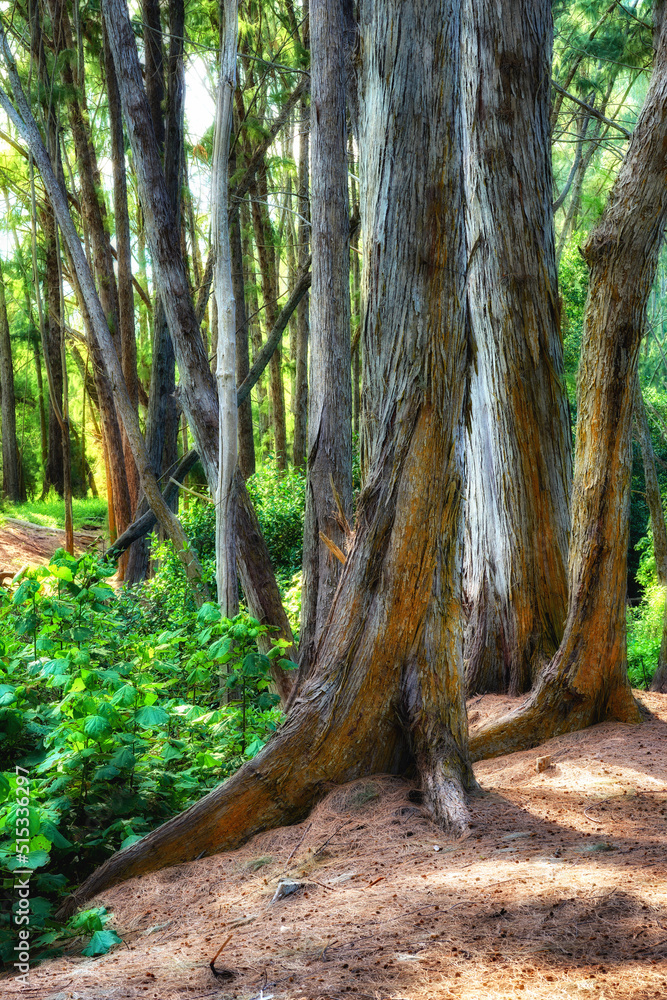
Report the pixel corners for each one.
[469,670,641,763]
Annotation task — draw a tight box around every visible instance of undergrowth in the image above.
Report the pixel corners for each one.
[0,550,295,967]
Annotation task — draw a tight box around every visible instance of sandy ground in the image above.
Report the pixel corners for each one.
[0,518,103,579]
[3,691,667,1000]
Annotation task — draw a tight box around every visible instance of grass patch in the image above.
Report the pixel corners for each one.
[2,492,108,532]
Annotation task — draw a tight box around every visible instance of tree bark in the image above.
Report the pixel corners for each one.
[471,3,667,760]
[212,0,239,615]
[104,24,140,515]
[60,0,473,915]
[298,0,352,679]
[292,86,309,469]
[461,0,572,696]
[0,263,21,501]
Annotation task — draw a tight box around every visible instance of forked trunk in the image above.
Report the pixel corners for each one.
[461,0,571,696]
[59,0,473,915]
[471,5,667,760]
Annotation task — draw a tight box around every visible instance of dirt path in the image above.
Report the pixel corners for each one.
[0,518,103,579]
[3,692,667,999]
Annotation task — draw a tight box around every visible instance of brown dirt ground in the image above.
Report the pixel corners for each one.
[4,691,667,1000]
[0,518,103,578]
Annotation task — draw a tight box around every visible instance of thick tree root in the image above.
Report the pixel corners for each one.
[56,679,473,918]
[469,670,641,763]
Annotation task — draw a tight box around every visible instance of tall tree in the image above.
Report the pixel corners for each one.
[61,0,474,912]
[212,0,239,615]
[298,0,352,678]
[461,0,572,695]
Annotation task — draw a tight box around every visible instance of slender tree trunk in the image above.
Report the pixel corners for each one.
[298,0,352,679]
[0,263,21,501]
[231,135,255,479]
[471,4,667,760]
[105,25,140,514]
[635,378,667,693]
[212,0,239,614]
[461,0,572,696]
[62,0,473,913]
[42,201,65,497]
[244,203,270,455]
[293,83,310,469]
[141,0,165,151]
[253,169,288,471]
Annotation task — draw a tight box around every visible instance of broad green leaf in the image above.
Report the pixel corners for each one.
[81,928,122,956]
[83,715,110,738]
[135,705,169,728]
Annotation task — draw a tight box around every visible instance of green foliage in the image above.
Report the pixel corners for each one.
[0,551,288,965]
[627,580,663,689]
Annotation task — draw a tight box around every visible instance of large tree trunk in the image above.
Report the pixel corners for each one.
[471,3,667,760]
[461,0,572,697]
[60,0,473,916]
[298,0,352,680]
[0,263,21,502]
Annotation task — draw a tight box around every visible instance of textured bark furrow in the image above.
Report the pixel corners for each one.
[462,0,572,695]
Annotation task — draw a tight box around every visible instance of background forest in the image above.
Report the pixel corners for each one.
[1,0,667,965]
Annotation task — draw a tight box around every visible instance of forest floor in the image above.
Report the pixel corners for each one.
[0,518,104,578]
[4,691,667,1000]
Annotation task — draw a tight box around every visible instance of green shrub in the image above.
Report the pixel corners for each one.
[0,551,291,965]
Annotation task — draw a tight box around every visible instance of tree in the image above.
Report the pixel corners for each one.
[461,0,572,695]
[470,0,667,759]
[298,0,352,678]
[212,0,240,615]
[58,0,474,914]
